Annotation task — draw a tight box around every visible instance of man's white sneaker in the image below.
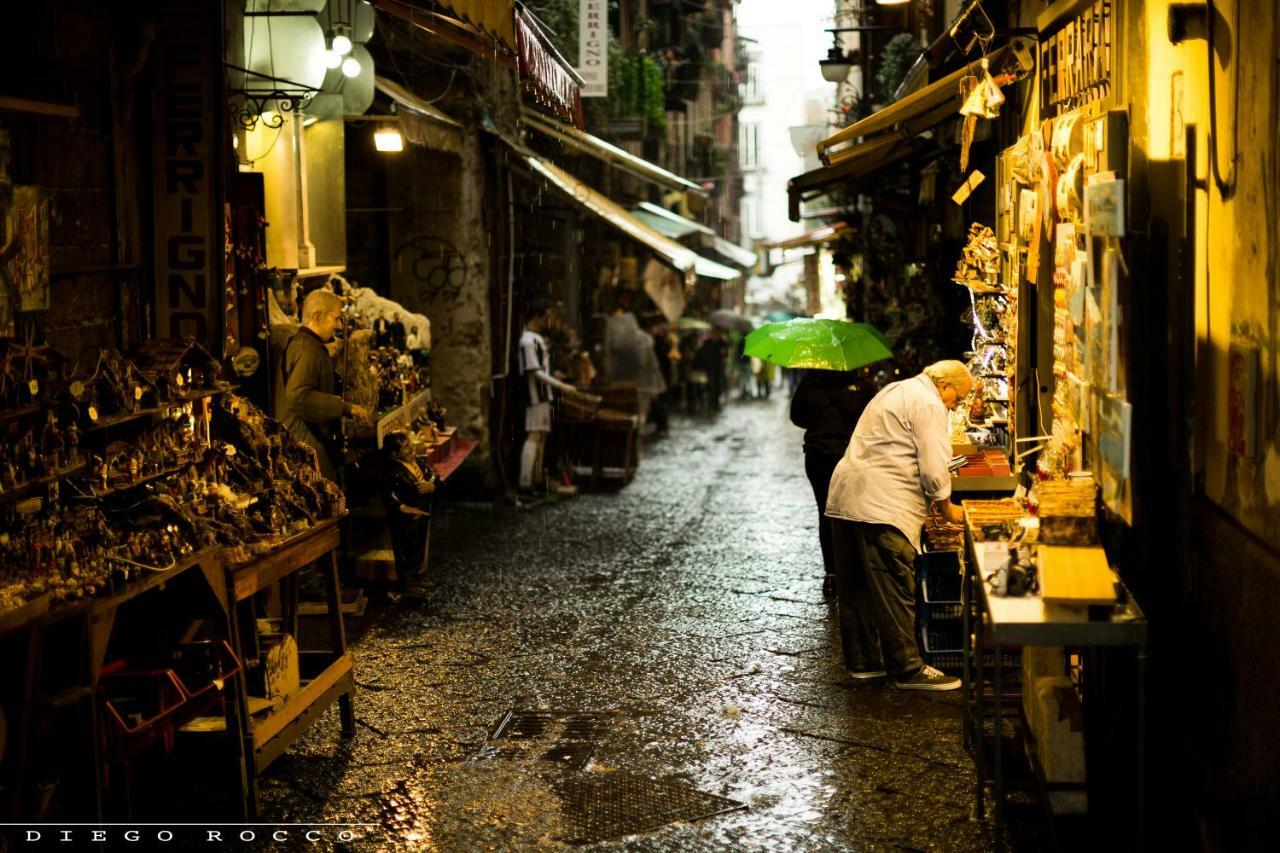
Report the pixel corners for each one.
[893,664,961,691]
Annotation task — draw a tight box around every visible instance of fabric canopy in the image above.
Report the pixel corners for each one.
[815,38,1035,163]
[631,202,757,270]
[374,76,463,154]
[786,37,1035,221]
[522,107,706,196]
[515,8,584,127]
[766,222,853,251]
[434,0,515,52]
[708,236,758,270]
[522,155,739,283]
[523,155,699,281]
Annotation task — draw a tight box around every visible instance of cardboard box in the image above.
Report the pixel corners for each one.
[260,633,299,702]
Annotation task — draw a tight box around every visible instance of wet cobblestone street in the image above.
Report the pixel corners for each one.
[261,396,1017,850]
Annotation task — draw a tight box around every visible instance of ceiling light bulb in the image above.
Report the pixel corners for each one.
[374,127,404,152]
[323,48,342,69]
[332,33,353,56]
[341,56,361,78]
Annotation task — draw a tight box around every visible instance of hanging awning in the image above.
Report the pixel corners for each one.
[632,202,715,240]
[522,107,707,197]
[372,2,583,127]
[631,202,758,270]
[520,155,738,283]
[374,76,463,154]
[765,222,853,252]
[788,134,930,221]
[786,37,1035,221]
[515,7,584,127]
[816,38,1035,163]
[523,155,697,281]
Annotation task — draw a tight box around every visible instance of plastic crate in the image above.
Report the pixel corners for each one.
[925,649,1022,680]
[918,550,963,603]
[922,621,964,653]
[921,602,963,622]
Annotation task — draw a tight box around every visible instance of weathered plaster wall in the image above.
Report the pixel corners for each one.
[386,142,492,461]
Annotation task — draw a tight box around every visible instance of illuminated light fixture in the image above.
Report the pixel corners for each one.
[331,32,353,56]
[323,48,342,69]
[819,44,859,84]
[876,0,911,5]
[341,56,361,78]
[374,125,404,152]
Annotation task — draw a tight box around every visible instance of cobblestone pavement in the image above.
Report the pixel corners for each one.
[261,396,1036,850]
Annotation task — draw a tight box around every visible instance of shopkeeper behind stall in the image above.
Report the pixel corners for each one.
[279,289,371,481]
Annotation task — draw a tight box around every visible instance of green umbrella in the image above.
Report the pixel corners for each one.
[744,318,893,371]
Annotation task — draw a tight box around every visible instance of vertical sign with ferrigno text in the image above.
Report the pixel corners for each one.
[152,0,222,352]
[578,0,608,97]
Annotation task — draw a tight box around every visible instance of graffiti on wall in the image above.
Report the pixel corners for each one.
[396,236,468,305]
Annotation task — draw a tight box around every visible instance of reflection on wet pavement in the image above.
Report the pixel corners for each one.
[260,396,1020,850]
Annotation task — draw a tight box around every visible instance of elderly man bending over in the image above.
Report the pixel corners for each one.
[825,360,972,691]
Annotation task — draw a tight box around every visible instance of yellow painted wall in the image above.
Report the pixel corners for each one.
[1140,0,1279,546]
[243,114,348,272]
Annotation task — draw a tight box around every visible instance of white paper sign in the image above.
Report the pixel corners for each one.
[578,0,608,97]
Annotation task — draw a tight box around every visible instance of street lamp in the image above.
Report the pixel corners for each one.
[818,26,900,84]
[820,44,860,84]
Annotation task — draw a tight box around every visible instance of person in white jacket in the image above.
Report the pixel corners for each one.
[518,297,574,493]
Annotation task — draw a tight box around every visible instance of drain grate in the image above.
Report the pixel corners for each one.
[556,773,745,844]
[477,710,615,770]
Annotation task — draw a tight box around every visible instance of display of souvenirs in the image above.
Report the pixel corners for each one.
[923,515,965,551]
[367,346,429,414]
[1031,478,1098,545]
[952,223,1003,292]
[0,339,346,617]
[964,498,1027,541]
[130,338,228,400]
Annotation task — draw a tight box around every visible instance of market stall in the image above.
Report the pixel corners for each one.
[0,338,353,820]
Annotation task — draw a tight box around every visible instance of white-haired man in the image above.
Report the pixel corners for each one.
[279,288,371,481]
[825,360,972,691]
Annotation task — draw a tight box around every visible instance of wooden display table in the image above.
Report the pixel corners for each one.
[961,513,1147,850]
[1,551,245,821]
[223,517,355,816]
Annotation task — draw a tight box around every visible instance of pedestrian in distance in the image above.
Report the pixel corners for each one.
[789,368,874,599]
[825,360,972,691]
[518,296,575,494]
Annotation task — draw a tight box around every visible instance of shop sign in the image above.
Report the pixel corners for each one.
[578,0,608,97]
[1039,0,1113,117]
[151,0,222,352]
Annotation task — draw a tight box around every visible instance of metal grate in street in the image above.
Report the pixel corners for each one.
[556,773,746,844]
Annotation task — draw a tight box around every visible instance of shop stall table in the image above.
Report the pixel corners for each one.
[962,521,1147,850]
[223,516,355,816]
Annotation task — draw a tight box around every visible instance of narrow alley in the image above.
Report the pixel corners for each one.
[258,400,1025,850]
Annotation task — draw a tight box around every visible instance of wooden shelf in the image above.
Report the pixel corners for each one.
[85,387,227,433]
[227,516,344,603]
[250,653,353,759]
[0,461,88,505]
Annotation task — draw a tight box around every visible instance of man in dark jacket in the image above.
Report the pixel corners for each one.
[789,368,873,598]
[279,289,371,482]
